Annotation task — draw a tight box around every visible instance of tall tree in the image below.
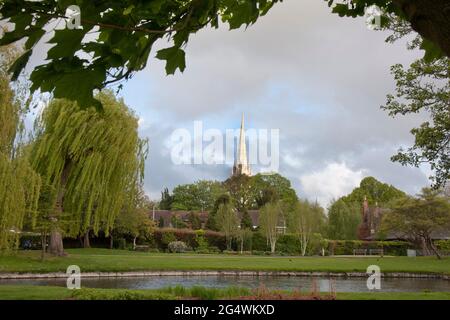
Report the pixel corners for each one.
[216,201,238,250]
[171,180,224,211]
[31,91,147,255]
[159,187,174,210]
[251,173,298,208]
[383,57,449,188]
[223,174,254,211]
[381,188,450,259]
[259,201,283,253]
[289,200,326,256]
[342,177,406,206]
[327,199,361,240]
[0,42,41,251]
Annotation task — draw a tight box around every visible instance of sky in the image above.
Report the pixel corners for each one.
[26,0,431,208]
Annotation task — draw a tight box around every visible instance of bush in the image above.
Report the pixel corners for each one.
[251,232,268,251]
[436,240,450,251]
[153,228,227,251]
[328,240,410,256]
[276,234,301,255]
[168,241,188,253]
[114,238,127,250]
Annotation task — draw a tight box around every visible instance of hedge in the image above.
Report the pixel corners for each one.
[328,240,411,256]
[153,228,227,251]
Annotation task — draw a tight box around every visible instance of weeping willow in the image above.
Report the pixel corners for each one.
[0,44,41,251]
[32,91,147,253]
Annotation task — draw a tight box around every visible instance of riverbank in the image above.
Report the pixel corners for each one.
[1,285,449,300]
[0,249,449,276]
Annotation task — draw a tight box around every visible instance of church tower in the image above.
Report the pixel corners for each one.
[232,113,251,176]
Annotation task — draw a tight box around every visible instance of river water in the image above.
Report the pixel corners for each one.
[1,275,449,292]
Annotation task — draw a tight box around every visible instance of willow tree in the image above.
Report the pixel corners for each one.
[32,91,147,255]
[0,42,41,251]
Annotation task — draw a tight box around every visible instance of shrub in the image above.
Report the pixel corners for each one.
[436,240,450,251]
[161,232,176,250]
[327,240,410,256]
[251,232,268,251]
[168,241,188,253]
[275,234,301,255]
[153,228,227,251]
[114,238,127,250]
[194,230,209,251]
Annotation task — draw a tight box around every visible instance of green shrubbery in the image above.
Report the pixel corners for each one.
[328,240,410,256]
[18,228,416,257]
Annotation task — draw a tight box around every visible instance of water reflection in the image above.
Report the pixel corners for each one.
[1,275,449,292]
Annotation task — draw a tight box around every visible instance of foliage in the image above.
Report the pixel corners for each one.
[288,200,327,255]
[188,212,202,230]
[159,187,174,210]
[342,177,406,206]
[153,228,226,251]
[0,43,41,251]
[259,201,283,253]
[0,0,280,109]
[170,214,187,229]
[328,240,410,256]
[216,202,239,250]
[113,209,154,241]
[251,173,298,208]
[240,209,253,229]
[194,230,209,251]
[223,174,254,211]
[160,232,177,249]
[172,180,225,211]
[167,240,188,253]
[382,58,450,188]
[381,188,450,259]
[31,91,147,238]
[327,199,361,240]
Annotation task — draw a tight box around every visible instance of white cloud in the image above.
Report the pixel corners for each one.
[300,162,366,209]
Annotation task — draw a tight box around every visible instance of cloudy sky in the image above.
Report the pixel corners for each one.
[27,0,432,208]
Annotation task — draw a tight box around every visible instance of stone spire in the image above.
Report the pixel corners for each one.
[232,113,251,176]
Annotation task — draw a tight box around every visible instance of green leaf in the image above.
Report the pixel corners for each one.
[123,5,135,15]
[156,46,186,75]
[47,29,87,59]
[8,50,32,81]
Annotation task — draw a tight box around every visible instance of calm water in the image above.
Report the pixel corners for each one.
[1,275,449,293]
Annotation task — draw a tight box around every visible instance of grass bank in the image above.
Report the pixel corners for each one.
[0,249,449,275]
[0,285,449,300]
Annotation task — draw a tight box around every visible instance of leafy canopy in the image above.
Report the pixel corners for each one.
[0,0,281,109]
[31,91,147,236]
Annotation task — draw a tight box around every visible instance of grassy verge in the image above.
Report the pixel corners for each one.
[0,249,449,275]
[0,285,449,300]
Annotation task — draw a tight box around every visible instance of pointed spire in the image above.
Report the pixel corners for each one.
[232,113,251,176]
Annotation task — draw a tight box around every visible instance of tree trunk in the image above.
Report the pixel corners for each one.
[83,230,90,248]
[427,237,441,259]
[40,231,46,260]
[133,236,137,250]
[48,228,65,256]
[48,160,72,256]
[109,234,113,249]
[393,0,450,57]
[270,238,276,254]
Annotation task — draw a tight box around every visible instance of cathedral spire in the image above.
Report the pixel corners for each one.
[232,113,251,176]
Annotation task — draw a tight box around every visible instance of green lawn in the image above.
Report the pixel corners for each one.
[0,248,449,275]
[0,285,449,300]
